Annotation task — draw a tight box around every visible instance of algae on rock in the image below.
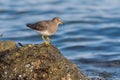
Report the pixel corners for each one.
[0,41,89,80]
[0,41,16,52]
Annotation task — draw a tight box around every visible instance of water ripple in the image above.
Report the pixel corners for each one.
[0,0,120,79]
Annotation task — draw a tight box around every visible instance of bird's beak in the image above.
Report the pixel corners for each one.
[61,21,64,24]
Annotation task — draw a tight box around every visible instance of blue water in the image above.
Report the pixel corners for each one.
[0,0,120,80]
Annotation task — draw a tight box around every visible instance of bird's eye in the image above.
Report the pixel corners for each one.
[57,19,60,21]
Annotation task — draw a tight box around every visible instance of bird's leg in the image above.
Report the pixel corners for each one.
[41,35,46,42]
[41,35,50,46]
[44,36,50,46]
[46,36,51,43]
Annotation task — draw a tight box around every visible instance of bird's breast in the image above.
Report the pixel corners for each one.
[48,24,58,33]
[37,30,53,36]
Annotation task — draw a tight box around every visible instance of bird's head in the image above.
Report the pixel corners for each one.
[52,17,64,25]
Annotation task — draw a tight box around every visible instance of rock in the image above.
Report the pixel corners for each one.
[0,40,16,52]
[0,41,89,80]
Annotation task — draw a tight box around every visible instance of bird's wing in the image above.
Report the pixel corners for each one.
[26,20,50,31]
[33,20,50,31]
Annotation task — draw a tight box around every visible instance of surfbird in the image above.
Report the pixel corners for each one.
[26,17,63,46]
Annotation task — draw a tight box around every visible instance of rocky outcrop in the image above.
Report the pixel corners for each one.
[0,41,89,80]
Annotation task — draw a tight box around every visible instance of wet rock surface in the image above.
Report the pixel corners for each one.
[0,41,89,80]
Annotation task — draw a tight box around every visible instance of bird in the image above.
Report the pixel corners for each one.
[26,17,63,46]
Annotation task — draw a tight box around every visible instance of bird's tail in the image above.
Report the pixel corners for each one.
[26,24,36,30]
[26,24,33,28]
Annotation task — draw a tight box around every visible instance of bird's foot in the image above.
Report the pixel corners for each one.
[44,42,50,47]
